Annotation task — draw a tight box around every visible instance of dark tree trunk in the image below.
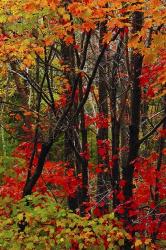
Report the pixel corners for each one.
[110,36,123,209]
[152,96,166,242]
[64,129,80,212]
[61,42,80,212]
[123,52,143,199]
[23,142,53,196]
[79,79,89,216]
[122,11,143,249]
[123,11,143,200]
[96,22,110,213]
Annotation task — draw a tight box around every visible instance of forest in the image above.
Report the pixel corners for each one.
[0,0,165,249]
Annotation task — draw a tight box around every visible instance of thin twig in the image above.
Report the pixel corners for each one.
[139,116,166,144]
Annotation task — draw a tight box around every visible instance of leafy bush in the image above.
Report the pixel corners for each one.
[0,193,134,250]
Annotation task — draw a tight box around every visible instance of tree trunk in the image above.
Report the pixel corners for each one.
[96,22,110,213]
[61,42,80,212]
[123,11,143,200]
[110,36,123,208]
[79,78,89,216]
[122,11,143,249]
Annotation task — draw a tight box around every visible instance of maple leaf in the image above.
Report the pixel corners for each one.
[144,238,151,245]
[117,191,125,202]
[44,37,54,46]
[15,114,22,121]
[93,207,102,217]
[64,35,74,45]
[23,3,37,12]
[34,47,44,55]
[81,22,95,32]
[135,239,142,247]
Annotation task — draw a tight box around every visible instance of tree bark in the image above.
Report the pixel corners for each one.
[96,22,110,213]
[110,37,123,208]
[61,42,80,212]
[123,11,143,199]
[122,11,143,249]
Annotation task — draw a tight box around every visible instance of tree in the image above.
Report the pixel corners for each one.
[0,0,165,249]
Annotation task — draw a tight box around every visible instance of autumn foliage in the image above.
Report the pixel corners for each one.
[0,0,166,249]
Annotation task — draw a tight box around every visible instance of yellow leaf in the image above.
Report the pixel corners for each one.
[17,213,24,221]
[135,239,142,247]
[57,7,65,16]
[25,212,32,222]
[109,213,115,220]
[63,14,70,21]
[79,243,84,249]
[145,238,151,245]
[23,55,34,67]
[0,15,7,23]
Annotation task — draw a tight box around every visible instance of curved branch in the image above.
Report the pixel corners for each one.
[139,115,166,145]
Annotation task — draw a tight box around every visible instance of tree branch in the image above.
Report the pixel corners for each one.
[139,115,166,145]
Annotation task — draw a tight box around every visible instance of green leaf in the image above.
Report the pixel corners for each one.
[118,239,124,246]
[26,242,35,249]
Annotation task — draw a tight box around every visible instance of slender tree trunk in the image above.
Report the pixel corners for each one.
[123,11,143,200]
[110,36,123,208]
[61,43,80,212]
[64,129,80,212]
[152,96,166,242]
[79,80,89,216]
[0,102,6,157]
[122,11,143,249]
[96,22,110,213]
[23,56,50,197]
[23,142,53,196]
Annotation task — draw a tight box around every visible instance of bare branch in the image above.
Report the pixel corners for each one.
[139,116,166,145]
